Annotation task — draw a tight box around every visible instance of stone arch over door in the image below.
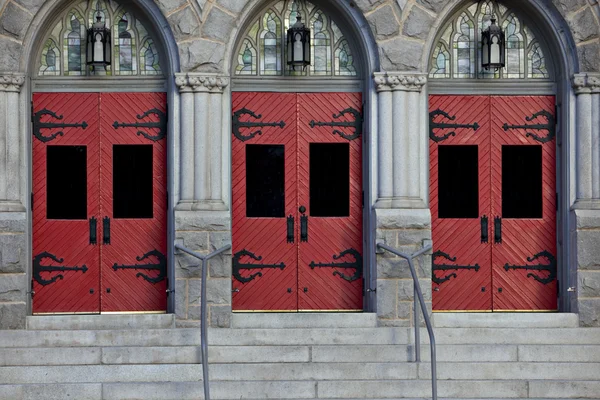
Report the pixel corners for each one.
[14,0,180,317]
[424,0,582,313]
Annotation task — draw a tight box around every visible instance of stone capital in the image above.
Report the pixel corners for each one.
[572,73,600,94]
[0,74,25,93]
[176,73,230,93]
[374,72,427,93]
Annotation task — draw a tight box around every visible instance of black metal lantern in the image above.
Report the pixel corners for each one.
[86,3,111,69]
[286,12,310,70]
[481,17,505,70]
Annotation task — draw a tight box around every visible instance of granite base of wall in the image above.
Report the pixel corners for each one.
[0,212,27,329]
[574,209,600,327]
[174,210,232,328]
[375,208,432,327]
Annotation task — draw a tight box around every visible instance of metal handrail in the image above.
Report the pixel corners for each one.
[376,243,437,400]
[174,243,232,400]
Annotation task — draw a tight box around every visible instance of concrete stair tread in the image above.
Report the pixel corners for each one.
[26,314,175,330]
[432,313,579,328]
[231,312,377,328]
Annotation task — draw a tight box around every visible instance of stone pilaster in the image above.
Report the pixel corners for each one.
[373,72,428,209]
[175,73,229,211]
[572,73,600,326]
[0,73,25,212]
[174,73,232,327]
[373,72,431,327]
[0,73,27,329]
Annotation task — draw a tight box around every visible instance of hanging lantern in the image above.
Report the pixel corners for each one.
[86,2,111,69]
[286,12,310,70]
[481,17,505,70]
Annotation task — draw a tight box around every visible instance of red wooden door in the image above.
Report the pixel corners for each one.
[100,93,168,312]
[32,93,101,313]
[32,92,167,313]
[491,96,557,311]
[430,95,557,311]
[430,96,492,311]
[231,92,298,311]
[231,92,363,311]
[297,93,363,310]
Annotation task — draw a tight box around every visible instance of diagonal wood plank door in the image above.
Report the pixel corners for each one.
[231,92,298,311]
[99,93,168,312]
[297,93,363,310]
[490,96,557,311]
[32,93,101,313]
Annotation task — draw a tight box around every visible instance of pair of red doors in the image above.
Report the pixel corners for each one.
[32,92,167,313]
[232,92,363,311]
[430,95,557,311]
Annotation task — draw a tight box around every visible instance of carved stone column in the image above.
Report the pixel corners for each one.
[175,73,229,210]
[372,72,431,327]
[174,73,232,328]
[373,72,428,209]
[0,73,27,329]
[572,73,600,327]
[0,74,25,212]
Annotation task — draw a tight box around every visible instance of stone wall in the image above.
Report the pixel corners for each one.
[375,209,432,327]
[174,211,232,328]
[574,210,600,327]
[0,213,27,329]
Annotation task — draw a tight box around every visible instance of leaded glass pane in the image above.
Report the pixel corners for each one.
[64,12,85,75]
[38,0,161,77]
[310,12,331,75]
[528,41,549,78]
[430,0,551,80]
[114,13,137,75]
[236,39,258,75]
[260,11,282,75]
[453,13,475,78]
[334,39,355,76]
[40,39,60,76]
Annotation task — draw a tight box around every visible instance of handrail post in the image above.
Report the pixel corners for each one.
[376,242,437,400]
[413,281,420,362]
[174,243,232,400]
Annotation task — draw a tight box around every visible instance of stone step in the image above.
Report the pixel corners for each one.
[3,326,600,349]
[231,312,377,328]
[4,343,600,366]
[26,314,175,330]
[0,381,596,400]
[432,313,579,328]
[4,361,599,384]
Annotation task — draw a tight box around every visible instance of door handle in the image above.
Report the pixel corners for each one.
[299,206,308,242]
[480,215,488,243]
[287,215,294,243]
[89,217,97,245]
[103,217,111,245]
[494,216,502,244]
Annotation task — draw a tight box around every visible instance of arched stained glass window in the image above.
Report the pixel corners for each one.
[429,1,549,80]
[38,0,161,77]
[235,0,357,77]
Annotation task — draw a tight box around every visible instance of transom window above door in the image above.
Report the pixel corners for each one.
[38,0,162,77]
[429,0,550,80]
[235,0,357,77]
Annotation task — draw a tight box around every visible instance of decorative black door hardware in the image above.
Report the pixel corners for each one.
[429,108,479,143]
[232,249,286,283]
[112,249,167,284]
[33,108,88,143]
[502,110,555,143]
[309,107,363,141]
[33,252,88,286]
[113,108,167,141]
[232,108,285,142]
[309,248,363,282]
[432,251,480,285]
[504,250,557,284]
